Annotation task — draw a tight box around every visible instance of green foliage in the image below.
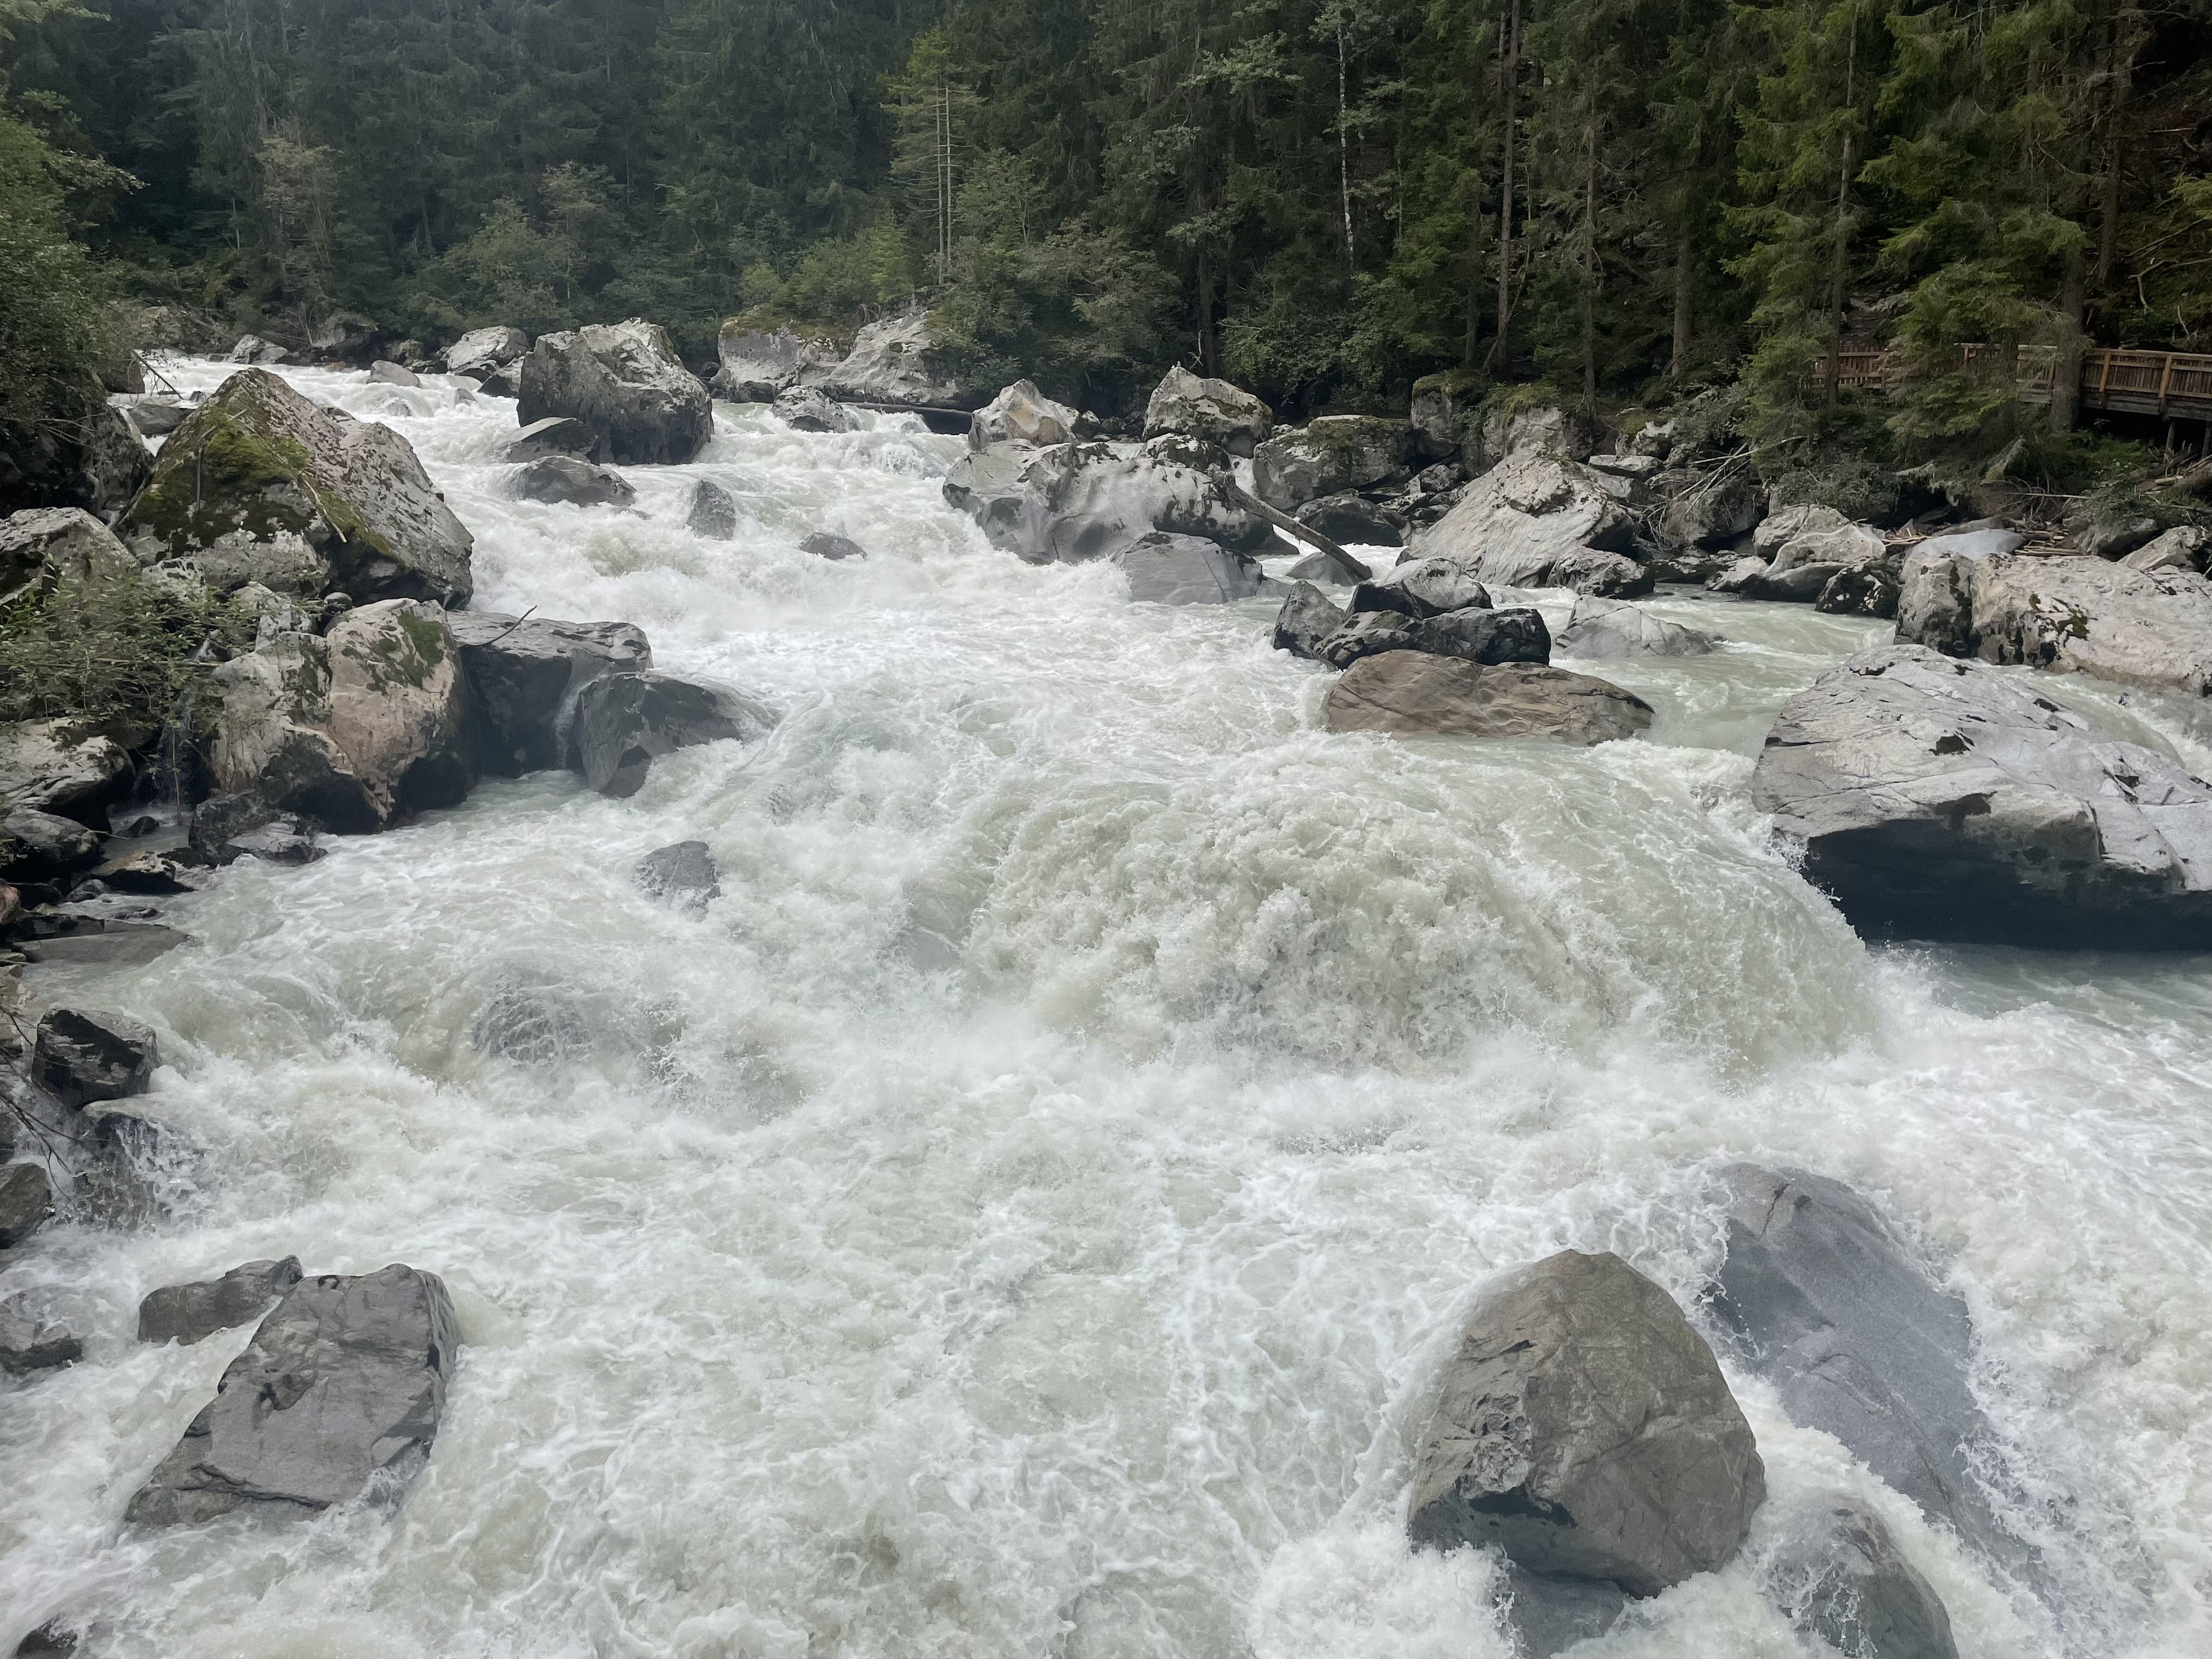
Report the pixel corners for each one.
[0,570,254,743]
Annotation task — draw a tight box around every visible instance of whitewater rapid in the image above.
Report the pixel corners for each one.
[5,361,2211,1657]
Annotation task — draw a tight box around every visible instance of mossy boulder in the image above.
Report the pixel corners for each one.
[117,369,473,608]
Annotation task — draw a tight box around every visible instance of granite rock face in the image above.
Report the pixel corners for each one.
[969,380,1080,450]
[31,1007,157,1108]
[710,324,839,402]
[126,1265,458,1526]
[447,612,652,776]
[1555,597,1719,658]
[1408,1250,1767,1597]
[1251,417,1409,511]
[1750,644,2212,947]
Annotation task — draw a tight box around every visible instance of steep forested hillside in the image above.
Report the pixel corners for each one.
[5,0,2211,465]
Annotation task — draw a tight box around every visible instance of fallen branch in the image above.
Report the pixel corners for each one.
[1215,477,1373,582]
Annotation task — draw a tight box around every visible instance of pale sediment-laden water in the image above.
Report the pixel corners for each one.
[4,359,2210,1658]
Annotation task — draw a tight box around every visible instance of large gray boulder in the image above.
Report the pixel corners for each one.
[1765,1492,1959,1659]
[1251,416,1409,511]
[1296,494,1404,548]
[969,380,1079,450]
[1555,596,1718,659]
[1325,656,1653,743]
[445,325,529,396]
[1478,401,1599,465]
[772,385,856,434]
[1408,374,1478,464]
[943,438,1269,565]
[517,320,713,465]
[636,840,720,911]
[1708,1165,2014,1570]
[815,310,972,409]
[1,507,138,610]
[1142,366,1273,457]
[448,613,652,776]
[1273,582,1347,662]
[1408,1250,1766,1596]
[0,719,133,824]
[710,323,839,402]
[685,478,738,540]
[510,455,636,509]
[1895,550,2212,697]
[1111,532,1273,603]
[1351,556,1492,620]
[138,1256,305,1347]
[2120,524,2208,574]
[116,369,473,607]
[31,1008,156,1108]
[125,1265,458,1526]
[1662,472,1764,547]
[1750,644,2212,946]
[1412,452,1650,596]
[210,600,471,833]
[1318,605,1550,672]
[0,807,102,883]
[573,672,776,799]
[500,416,595,463]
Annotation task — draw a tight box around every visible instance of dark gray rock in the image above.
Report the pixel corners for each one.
[518,320,712,465]
[1500,1566,1628,1659]
[501,416,596,462]
[944,438,1269,565]
[121,396,193,438]
[1273,583,1347,662]
[1318,606,1549,671]
[1817,562,1901,618]
[448,613,653,776]
[1750,644,2212,947]
[0,809,103,884]
[511,455,636,509]
[686,479,737,540]
[636,840,720,911]
[2069,506,2162,560]
[138,1256,305,1347]
[367,360,420,388]
[1295,494,1403,548]
[14,1620,79,1656]
[772,385,856,433]
[0,1292,81,1374]
[1408,1250,1765,1596]
[1707,1164,2009,1560]
[0,1163,55,1248]
[1285,546,1368,585]
[125,1264,458,1526]
[1765,1492,1959,1659]
[1111,531,1273,604]
[32,1008,156,1108]
[95,851,209,895]
[968,380,1080,450]
[573,672,777,799]
[800,532,866,562]
[1351,556,1492,619]
[1409,373,1479,464]
[1327,656,1654,744]
[20,923,188,967]
[1555,597,1718,659]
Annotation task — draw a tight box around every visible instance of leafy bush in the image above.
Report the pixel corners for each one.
[0,571,255,747]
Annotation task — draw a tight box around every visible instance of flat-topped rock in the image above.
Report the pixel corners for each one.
[1325,655,1652,743]
[1111,531,1273,603]
[1751,643,2212,946]
[1141,366,1273,456]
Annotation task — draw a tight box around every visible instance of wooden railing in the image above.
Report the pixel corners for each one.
[1824,346,2212,419]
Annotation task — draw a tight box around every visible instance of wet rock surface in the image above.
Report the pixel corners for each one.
[511,455,636,509]
[138,1256,306,1347]
[944,439,1268,565]
[0,1163,57,1248]
[1555,596,1719,658]
[1765,1492,1959,1659]
[773,385,857,433]
[800,532,867,562]
[0,1293,82,1375]
[636,840,720,911]
[31,1007,157,1107]
[449,612,653,776]
[1413,453,1650,596]
[1111,531,1274,604]
[1326,656,1654,743]
[518,320,713,465]
[574,672,777,799]
[1251,417,1409,511]
[686,478,738,540]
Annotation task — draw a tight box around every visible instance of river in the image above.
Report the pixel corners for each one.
[4,360,2210,1657]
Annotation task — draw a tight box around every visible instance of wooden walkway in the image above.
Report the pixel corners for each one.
[1829,346,2212,420]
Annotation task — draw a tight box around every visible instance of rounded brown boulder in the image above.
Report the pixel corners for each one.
[1324,653,1652,743]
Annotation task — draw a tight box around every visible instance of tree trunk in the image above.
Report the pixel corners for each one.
[1670,227,1694,380]
[1581,122,1598,410]
[2052,242,2086,432]
[1336,25,1356,272]
[1197,246,1218,377]
[1822,24,1859,415]
[2096,4,2141,298]
[1492,0,1521,370]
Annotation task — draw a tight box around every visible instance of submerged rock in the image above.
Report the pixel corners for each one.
[1111,531,1273,604]
[448,612,652,776]
[126,1265,458,1526]
[31,1007,156,1108]
[1326,656,1652,743]
[573,672,777,799]
[472,975,589,1065]
[510,455,636,509]
[636,840,720,911]
[1707,1164,2011,1561]
[1413,452,1650,596]
[0,1293,82,1375]
[969,380,1079,450]
[1750,644,2212,947]
[518,320,712,465]
[1554,596,1718,659]
[686,479,737,540]
[1765,1492,1959,1659]
[1408,1250,1765,1596]
[800,532,867,562]
[1142,366,1273,457]
[1251,417,1409,511]
[138,1256,305,1347]
[116,368,473,607]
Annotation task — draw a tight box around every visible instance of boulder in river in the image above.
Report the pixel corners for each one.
[445,325,530,394]
[573,672,777,799]
[501,416,596,462]
[969,380,1079,450]
[1295,493,1404,549]
[471,973,589,1066]
[1412,452,1650,596]
[686,478,738,540]
[0,808,102,883]
[210,599,471,833]
[1319,605,1551,671]
[1478,400,1600,466]
[1896,549,2212,697]
[448,612,652,776]
[31,1007,156,1108]
[1111,531,1274,604]
[126,1264,458,1527]
[1273,582,1347,661]
[772,385,856,434]
[1409,373,1479,465]
[138,1256,306,1347]
[116,368,474,607]
[1325,656,1652,743]
[815,310,972,409]
[518,320,713,466]
[710,324,840,402]
[943,439,1268,565]
[0,1163,56,1249]
[1662,472,1765,548]
[800,531,867,562]
[1765,1492,1959,1659]
[1555,596,1718,658]
[1351,556,1492,620]
[2119,524,2207,574]
[1751,643,2212,947]
[1251,416,1410,511]
[367,360,420,389]
[1816,562,1902,618]
[1142,366,1273,457]
[636,840,720,911]
[510,455,636,510]
[0,1292,82,1375]
[1,507,139,610]
[1407,1249,1766,1596]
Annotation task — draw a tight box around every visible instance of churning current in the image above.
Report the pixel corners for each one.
[6,360,2212,1658]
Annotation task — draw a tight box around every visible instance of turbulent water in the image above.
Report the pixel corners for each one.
[6,360,2212,1657]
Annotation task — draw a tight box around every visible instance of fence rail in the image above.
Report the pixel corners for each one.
[1824,346,2212,420]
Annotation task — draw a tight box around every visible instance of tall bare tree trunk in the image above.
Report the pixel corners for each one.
[1670,228,1694,380]
[1336,25,1356,273]
[2052,243,2086,431]
[1492,0,1521,370]
[1581,122,1598,409]
[2096,3,2142,298]
[1822,18,1859,415]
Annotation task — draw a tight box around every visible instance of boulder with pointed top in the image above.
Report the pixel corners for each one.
[1142,366,1274,458]
[518,320,713,465]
